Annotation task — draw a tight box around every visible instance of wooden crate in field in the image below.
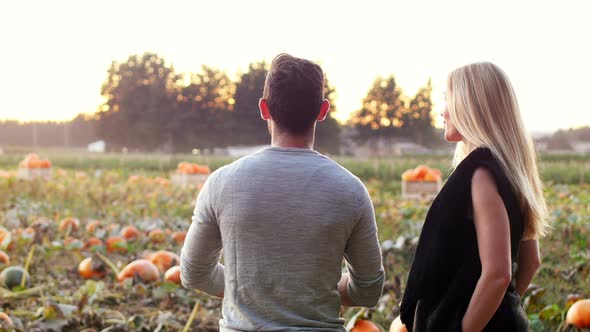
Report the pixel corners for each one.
[402,179,442,200]
[171,173,209,188]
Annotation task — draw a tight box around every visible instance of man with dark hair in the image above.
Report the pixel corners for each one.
[180,53,384,331]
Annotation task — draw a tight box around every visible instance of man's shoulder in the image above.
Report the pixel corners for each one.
[320,156,363,182]
[210,149,365,190]
[205,149,265,183]
[307,154,368,196]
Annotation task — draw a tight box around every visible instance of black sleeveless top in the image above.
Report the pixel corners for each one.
[400,147,529,332]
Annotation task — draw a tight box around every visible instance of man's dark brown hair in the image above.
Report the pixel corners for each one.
[263,54,325,134]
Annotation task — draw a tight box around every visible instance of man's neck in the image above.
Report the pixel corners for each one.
[271,131,315,150]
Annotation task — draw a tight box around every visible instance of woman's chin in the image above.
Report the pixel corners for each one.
[443,131,452,142]
[444,131,462,143]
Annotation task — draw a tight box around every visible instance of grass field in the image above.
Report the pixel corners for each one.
[0,149,589,331]
[1,147,589,184]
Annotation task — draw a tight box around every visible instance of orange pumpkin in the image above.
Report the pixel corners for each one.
[171,231,187,245]
[414,165,430,179]
[117,259,159,283]
[164,266,181,284]
[84,237,104,250]
[121,225,140,241]
[0,250,9,265]
[78,257,106,279]
[38,159,52,168]
[423,172,438,182]
[13,227,35,241]
[401,169,416,181]
[64,237,84,250]
[0,312,13,327]
[351,319,381,332]
[148,250,180,273]
[149,229,166,244]
[177,162,190,173]
[177,162,211,174]
[106,236,128,253]
[85,220,102,234]
[401,165,442,182]
[566,299,590,328]
[389,316,407,332]
[20,153,41,169]
[59,217,80,233]
[155,177,170,186]
[107,223,121,234]
[128,175,141,183]
[0,227,13,251]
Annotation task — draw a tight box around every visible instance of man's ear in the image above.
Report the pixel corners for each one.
[259,98,271,120]
[316,99,330,122]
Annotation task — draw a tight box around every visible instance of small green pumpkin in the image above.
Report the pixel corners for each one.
[0,266,30,290]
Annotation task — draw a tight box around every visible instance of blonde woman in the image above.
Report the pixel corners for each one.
[400,62,550,332]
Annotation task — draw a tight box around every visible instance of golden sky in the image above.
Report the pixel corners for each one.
[1,0,589,133]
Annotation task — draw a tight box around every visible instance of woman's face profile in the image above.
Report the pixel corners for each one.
[442,102,462,142]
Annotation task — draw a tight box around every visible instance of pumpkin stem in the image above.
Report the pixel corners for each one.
[95,252,120,278]
[182,299,201,332]
[21,244,36,288]
[345,307,368,331]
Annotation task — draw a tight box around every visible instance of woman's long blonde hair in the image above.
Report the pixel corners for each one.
[446,62,549,239]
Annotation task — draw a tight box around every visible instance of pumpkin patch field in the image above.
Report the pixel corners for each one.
[0,152,589,331]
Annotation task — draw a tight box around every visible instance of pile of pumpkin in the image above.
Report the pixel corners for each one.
[176,162,210,175]
[401,165,442,182]
[0,217,187,290]
[18,153,52,169]
[0,216,190,328]
[75,218,185,284]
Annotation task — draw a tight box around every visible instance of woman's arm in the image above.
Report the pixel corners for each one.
[515,239,541,296]
[461,168,513,332]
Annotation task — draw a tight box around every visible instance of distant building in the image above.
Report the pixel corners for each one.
[349,139,431,157]
[571,141,590,154]
[339,127,431,157]
[535,136,590,154]
[534,139,549,152]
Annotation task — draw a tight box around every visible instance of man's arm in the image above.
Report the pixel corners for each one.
[180,176,225,298]
[342,181,385,307]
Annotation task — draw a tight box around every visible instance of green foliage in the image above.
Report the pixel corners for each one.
[96,52,180,151]
[231,61,270,146]
[403,79,436,146]
[0,156,589,330]
[350,76,440,148]
[352,76,406,142]
[315,77,342,154]
[1,150,589,184]
[170,66,235,151]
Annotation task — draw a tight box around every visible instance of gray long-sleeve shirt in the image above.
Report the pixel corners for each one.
[180,146,385,332]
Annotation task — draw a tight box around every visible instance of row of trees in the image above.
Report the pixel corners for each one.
[95,53,345,153]
[0,115,97,148]
[352,77,435,146]
[95,52,438,153]
[1,52,439,154]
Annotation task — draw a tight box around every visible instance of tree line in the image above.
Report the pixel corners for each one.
[1,52,440,154]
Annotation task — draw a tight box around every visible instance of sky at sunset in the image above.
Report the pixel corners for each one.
[1,0,589,133]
